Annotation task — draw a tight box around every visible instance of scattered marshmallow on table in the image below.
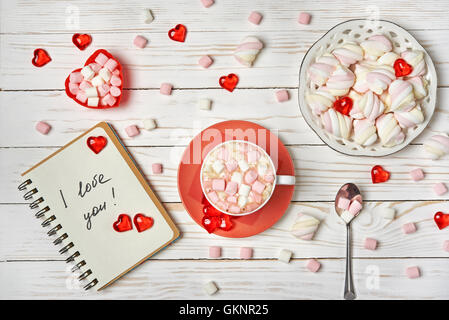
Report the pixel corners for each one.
[275,90,289,102]
[402,222,417,234]
[144,9,154,24]
[291,213,321,240]
[406,266,421,279]
[152,163,163,174]
[204,281,219,296]
[298,12,311,25]
[248,11,263,25]
[379,207,395,220]
[443,240,449,252]
[125,125,140,138]
[234,36,263,67]
[133,35,148,48]
[201,0,214,8]
[424,134,449,159]
[143,119,157,130]
[198,98,212,110]
[209,246,221,258]
[35,121,51,135]
[410,168,425,182]
[278,249,293,264]
[306,259,321,273]
[160,83,173,95]
[240,247,253,259]
[198,55,213,68]
[364,238,378,250]
[433,182,448,196]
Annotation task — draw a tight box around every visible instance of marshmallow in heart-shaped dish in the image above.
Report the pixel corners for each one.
[65,49,123,109]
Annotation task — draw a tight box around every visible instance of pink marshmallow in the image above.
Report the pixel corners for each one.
[89,63,101,73]
[225,159,238,172]
[275,90,290,102]
[250,191,262,204]
[240,247,253,259]
[35,121,51,135]
[252,180,265,194]
[208,191,219,203]
[75,91,87,103]
[248,11,263,25]
[103,94,116,106]
[97,84,110,97]
[443,240,449,252]
[104,58,118,72]
[406,266,421,279]
[110,75,122,87]
[160,83,173,95]
[298,12,311,25]
[348,200,362,216]
[364,238,378,250]
[246,203,259,212]
[68,82,79,95]
[112,69,120,76]
[306,259,321,273]
[227,196,237,204]
[125,125,140,137]
[433,182,448,196]
[133,35,148,48]
[264,174,275,183]
[209,246,221,258]
[337,197,351,211]
[217,201,229,211]
[152,163,163,174]
[247,150,260,163]
[228,205,241,214]
[201,0,214,8]
[110,86,121,97]
[95,53,109,66]
[212,179,226,191]
[402,222,417,234]
[244,170,258,184]
[79,80,92,90]
[217,147,229,161]
[225,181,238,195]
[198,55,213,68]
[410,168,424,182]
[69,71,83,83]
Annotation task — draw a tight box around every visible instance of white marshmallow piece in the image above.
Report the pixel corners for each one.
[144,9,154,24]
[87,97,99,107]
[212,160,224,174]
[84,87,98,98]
[91,75,105,87]
[257,163,268,176]
[380,207,395,220]
[143,119,157,130]
[81,66,95,81]
[198,98,212,110]
[231,172,243,185]
[237,195,248,208]
[99,68,112,82]
[239,184,251,197]
[340,210,354,224]
[238,160,249,172]
[203,281,218,296]
[278,249,293,264]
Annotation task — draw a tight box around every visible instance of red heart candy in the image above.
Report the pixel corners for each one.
[113,214,133,232]
[394,58,413,77]
[87,136,107,154]
[371,165,390,184]
[434,212,449,230]
[218,214,233,231]
[32,49,51,67]
[72,33,92,51]
[133,213,154,232]
[202,216,220,233]
[333,96,353,116]
[65,49,123,109]
[168,24,187,42]
[219,73,239,92]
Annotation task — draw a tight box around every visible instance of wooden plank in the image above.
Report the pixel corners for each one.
[1,88,448,148]
[1,200,448,261]
[1,0,449,34]
[2,145,449,203]
[0,30,448,90]
[1,258,448,299]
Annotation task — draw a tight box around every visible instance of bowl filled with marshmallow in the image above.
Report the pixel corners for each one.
[299,19,437,156]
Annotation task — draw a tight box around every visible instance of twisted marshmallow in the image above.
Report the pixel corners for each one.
[352,62,373,93]
[305,86,335,115]
[401,50,426,77]
[388,79,416,112]
[365,65,396,95]
[361,35,393,60]
[321,108,353,139]
[350,90,385,122]
[291,213,321,240]
[332,41,364,66]
[354,119,378,146]
[307,54,339,86]
[377,51,400,66]
[408,76,428,100]
[376,113,405,147]
[394,105,424,129]
[234,36,263,67]
[326,65,355,96]
[424,134,449,159]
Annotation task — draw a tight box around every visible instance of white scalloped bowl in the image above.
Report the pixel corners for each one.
[298,19,437,157]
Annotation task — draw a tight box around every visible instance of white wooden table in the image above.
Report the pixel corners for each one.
[1,0,448,299]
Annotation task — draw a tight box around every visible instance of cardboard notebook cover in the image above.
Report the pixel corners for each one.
[19,122,180,290]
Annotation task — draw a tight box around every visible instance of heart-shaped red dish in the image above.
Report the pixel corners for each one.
[65,49,124,109]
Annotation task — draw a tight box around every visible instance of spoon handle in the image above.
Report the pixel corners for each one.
[344,224,356,300]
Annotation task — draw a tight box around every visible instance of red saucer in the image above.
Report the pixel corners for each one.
[177,120,295,238]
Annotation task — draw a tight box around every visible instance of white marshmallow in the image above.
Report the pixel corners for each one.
[231,172,243,185]
[212,160,224,174]
[85,87,98,98]
[99,68,112,82]
[238,195,248,208]
[87,97,99,107]
[143,119,157,130]
[340,210,354,224]
[278,249,293,264]
[257,163,268,176]
[380,207,395,220]
[144,9,154,24]
[81,66,95,80]
[91,75,105,87]
[198,98,212,110]
[239,184,251,197]
[238,160,249,172]
[203,281,218,295]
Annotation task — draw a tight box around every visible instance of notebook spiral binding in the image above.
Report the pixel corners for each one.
[18,179,99,291]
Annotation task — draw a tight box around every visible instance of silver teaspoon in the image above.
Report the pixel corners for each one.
[335,183,363,300]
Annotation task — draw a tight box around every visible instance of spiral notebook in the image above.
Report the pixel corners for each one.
[18,122,179,291]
